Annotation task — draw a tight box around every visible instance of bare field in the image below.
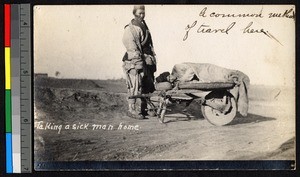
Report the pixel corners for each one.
[34,77,295,162]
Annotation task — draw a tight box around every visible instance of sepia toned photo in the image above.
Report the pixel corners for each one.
[33,5,295,170]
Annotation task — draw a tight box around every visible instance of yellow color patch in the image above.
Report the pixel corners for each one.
[5,47,11,89]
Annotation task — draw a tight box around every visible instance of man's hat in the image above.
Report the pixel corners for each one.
[133,5,145,14]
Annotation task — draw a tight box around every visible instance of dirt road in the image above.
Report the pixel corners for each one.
[34,78,295,162]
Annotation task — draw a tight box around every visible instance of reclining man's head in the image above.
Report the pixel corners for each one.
[156,72,177,83]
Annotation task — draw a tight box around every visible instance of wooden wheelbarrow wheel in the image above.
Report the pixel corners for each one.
[201,93,237,126]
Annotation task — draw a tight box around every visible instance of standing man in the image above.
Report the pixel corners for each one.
[122,5,157,119]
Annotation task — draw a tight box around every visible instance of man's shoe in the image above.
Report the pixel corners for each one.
[127,111,145,120]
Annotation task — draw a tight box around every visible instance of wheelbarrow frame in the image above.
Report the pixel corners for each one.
[129,82,238,126]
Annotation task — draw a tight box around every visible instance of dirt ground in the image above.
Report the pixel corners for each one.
[34,77,295,162]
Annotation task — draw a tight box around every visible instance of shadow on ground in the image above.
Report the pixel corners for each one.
[160,102,205,123]
[162,112,276,125]
[228,113,276,125]
[155,100,276,125]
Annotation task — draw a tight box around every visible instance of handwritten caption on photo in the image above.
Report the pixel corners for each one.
[34,121,140,134]
[183,6,295,44]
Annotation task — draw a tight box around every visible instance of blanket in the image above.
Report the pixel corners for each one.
[171,63,250,116]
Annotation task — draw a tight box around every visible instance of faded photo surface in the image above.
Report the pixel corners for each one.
[33,5,295,168]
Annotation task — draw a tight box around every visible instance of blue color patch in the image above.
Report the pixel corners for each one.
[6,133,13,173]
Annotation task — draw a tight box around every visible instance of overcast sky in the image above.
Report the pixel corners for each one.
[34,5,295,86]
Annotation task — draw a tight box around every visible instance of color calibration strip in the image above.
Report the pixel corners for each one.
[5,4,13,173]
[11,4,21,173]
[5,4,32,173]
[20,4,32,173]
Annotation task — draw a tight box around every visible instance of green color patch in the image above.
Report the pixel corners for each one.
[5,90,12,133]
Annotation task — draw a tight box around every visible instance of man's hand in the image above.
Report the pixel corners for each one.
[144,54,156,65]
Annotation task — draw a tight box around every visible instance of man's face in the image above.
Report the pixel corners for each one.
[134,9,145,21]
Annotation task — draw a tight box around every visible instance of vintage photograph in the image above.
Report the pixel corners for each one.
[33,5,295,169]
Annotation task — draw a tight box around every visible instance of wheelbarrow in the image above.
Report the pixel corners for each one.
[129,82,237,126]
